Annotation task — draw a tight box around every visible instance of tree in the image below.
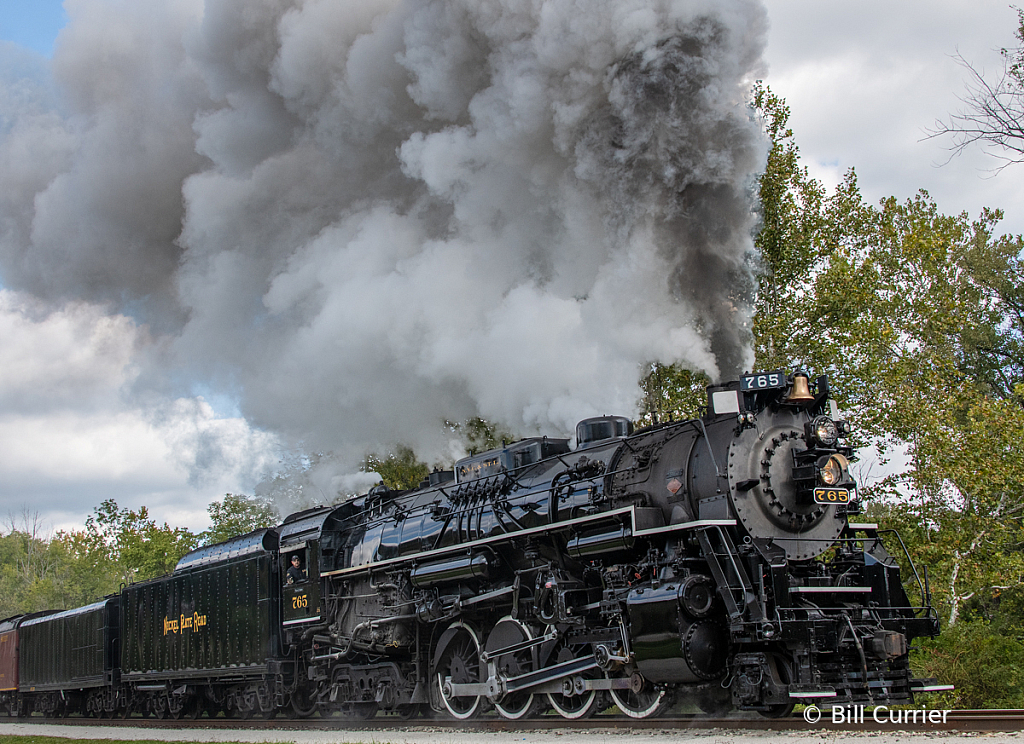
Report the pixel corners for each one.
[636,364,709,426]
[756,182,1024,625]
[929,8,1024,168]
[747,81,1024,629]
[363,447,430,491]
[60,499,198,589]
[957,231,1024,400]
[0,511,80,615]
[446,417,515,456]
[746,85,1024,708]
[751,83,829,315]
[202,493,280,546]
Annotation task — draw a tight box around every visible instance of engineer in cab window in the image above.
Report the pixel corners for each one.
[286,554,306,585]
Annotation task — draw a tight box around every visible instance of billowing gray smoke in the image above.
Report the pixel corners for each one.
[0,0,768,488]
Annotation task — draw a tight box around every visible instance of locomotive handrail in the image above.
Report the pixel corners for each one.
[347,457,645,533]
[321,505,736,579]
[322,505,634,577]
[875,528,928,613]
[695,418,725,479]
[755,529,929,613]
[633,519,737,537]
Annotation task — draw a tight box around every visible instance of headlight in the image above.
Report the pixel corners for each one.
[811,415,839,447]
[819,453,850,486]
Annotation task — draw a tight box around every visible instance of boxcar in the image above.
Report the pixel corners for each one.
[120,528,285,718]
[18,600,120,716]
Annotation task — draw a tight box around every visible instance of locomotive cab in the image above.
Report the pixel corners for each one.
[281,543,321,626]
[278,508,330,632]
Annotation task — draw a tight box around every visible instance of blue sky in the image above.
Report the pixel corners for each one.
[0,0,66,56]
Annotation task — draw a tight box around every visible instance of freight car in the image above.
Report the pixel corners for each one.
[16,600,120,717]
[5,371,949,720]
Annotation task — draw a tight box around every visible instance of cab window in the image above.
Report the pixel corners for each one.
[285,550,307,585]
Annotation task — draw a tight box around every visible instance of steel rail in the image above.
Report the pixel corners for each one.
[4,709,1024,733]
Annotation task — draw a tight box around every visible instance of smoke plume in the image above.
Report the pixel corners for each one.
[0,0,769,487]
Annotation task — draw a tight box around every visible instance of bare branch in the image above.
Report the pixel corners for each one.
[926,52,1024,171]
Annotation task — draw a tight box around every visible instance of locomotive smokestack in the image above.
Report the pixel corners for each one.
[0,0,770,486]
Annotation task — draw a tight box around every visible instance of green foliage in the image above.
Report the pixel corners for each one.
[913,621,1024,709]
[1003,6,1024,90]
[0,500,201,615]
[0,518,81,616]
[454,417,515,456]
[363,447,430,491]
[65,499,199,587]
[752,83,829,300]
[636,364,709,426]
[0,503,190,614]
[202,493,280,546]
[956,233,1024,400]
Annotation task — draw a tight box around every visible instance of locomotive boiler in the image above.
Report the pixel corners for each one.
[4,370,948,720]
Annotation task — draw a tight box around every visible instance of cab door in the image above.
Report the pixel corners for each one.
[281,541,322,627]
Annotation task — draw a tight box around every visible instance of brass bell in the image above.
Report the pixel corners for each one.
[786,372,815,403]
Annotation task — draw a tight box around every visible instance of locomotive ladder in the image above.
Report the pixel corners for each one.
[695,526,764,625]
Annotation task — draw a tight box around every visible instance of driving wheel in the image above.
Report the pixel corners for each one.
[486,617,539,720]
[433,621,484,720]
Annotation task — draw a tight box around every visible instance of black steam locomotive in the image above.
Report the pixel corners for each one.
[1,371,947,720]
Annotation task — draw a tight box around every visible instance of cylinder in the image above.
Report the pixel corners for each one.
[679,574,715,618]
[626,583,728,683]
[410,553,490,588]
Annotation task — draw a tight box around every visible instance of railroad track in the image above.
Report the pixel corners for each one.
[4,709,1023,733]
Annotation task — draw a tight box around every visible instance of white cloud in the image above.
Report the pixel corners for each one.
[0,290,278,532]
[762,0,1024,235]
[0,292,139,413]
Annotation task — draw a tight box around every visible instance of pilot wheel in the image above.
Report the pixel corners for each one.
[608,673,673,719]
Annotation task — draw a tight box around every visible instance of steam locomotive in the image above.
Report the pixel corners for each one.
[1,371,947,720]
